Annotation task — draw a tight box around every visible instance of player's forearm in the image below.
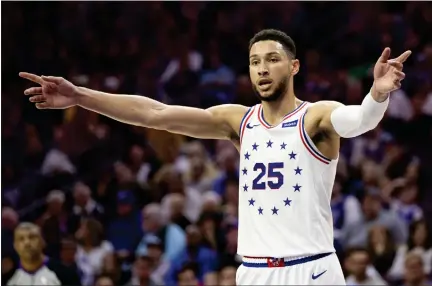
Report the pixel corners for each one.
[76,87,167,127]
[75,87,232,139]
[330,88,390,138]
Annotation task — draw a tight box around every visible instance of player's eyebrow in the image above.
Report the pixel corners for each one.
[249,52,282,59]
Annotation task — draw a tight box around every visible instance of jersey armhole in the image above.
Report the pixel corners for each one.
[298,110,333,165]
[238,106,256,144]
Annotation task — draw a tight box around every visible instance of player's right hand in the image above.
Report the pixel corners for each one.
[19,72,79,109]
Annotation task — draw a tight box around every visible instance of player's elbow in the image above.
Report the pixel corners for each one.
[330,106,375,138]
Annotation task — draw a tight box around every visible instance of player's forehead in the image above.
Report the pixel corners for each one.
[249,40,285,58]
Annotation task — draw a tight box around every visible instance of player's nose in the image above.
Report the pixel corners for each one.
[258,68,269,77]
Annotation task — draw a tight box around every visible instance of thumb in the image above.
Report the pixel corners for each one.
[41,76,63,85]
[35,102,50,109]
[377,47,391,63]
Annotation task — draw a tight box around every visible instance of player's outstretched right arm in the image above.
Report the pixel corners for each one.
[19,73,248,140]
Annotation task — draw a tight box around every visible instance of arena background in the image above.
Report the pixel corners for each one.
[2,2,432,286]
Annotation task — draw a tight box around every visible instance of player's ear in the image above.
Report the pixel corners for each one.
[291,59,300,76]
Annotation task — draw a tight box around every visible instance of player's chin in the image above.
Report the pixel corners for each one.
[258,89,273,98]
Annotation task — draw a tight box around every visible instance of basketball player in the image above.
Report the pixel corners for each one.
[20,29,410,285]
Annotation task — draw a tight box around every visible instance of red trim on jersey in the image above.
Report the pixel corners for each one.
[298,113,331,165]
[240,105,256,144]
[257,102,308,129]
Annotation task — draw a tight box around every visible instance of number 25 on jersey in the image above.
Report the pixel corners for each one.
[252,162,284,190]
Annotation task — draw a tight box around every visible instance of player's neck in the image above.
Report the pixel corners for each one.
[261,89,298,126]
[20,254,45,272]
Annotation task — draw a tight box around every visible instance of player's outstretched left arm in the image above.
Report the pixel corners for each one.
[311,48,411,138]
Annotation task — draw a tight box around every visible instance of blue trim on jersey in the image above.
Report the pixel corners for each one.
[260,101,307,127]
[242,252,332,268]
[238,107,253,137]
[300,113,331,162]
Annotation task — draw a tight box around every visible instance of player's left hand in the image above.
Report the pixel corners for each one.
[373,48,411,99]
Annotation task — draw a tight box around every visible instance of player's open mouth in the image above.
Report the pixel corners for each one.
[258,79,273,90]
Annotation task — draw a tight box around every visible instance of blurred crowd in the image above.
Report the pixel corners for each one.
[2,2,432,286]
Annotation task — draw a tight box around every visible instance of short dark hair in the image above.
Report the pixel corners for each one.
[176,262,199,281]
[249,29,296,58]
[344,246,370,259]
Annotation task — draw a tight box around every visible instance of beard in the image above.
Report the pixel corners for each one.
[252,77,289,102]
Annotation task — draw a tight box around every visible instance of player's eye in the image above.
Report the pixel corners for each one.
[250,60,259,66]
[269,58,279,63]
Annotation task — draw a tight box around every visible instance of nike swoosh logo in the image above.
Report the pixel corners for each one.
[246,123,260,129]
[312,270,327,280]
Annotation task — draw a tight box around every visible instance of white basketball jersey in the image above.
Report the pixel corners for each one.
[237,102,338,258]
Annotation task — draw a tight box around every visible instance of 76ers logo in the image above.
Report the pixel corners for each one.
[267,258,285,268]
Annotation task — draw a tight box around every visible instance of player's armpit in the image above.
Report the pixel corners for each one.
[307,101,345,137]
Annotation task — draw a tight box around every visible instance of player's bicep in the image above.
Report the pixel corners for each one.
[311,101,346,136]
[154,104,243,140]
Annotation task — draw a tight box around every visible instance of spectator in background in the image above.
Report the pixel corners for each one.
[38,190,72,259]
[167,224,218,285]
[100,254,131,286]
[200,45,236,107]
[161,193,191,231]
[344,247,387,286]
[388,219,432,281]
[388,178,423,226]
[331,175,362,256]
[218,264,237,286]
[75,218,114,286]
[212,146,239,197]
[402,252,431,286]
[218,219,241,268]
[106,190,142,262]
[342,187,407,249]
[200,191,222,214]
[349,128,393,169]
[154,165,202,223]
[136,203,186,263]
[367,225,396,277]
[1,207,19,258]
[72,181,104,222]
[183,141,219,194]
[176,262,200,286]
[143,235,170,285]
[2,208,19,283]
[126,144,153,188]
[94,275,115,286]
[125,256,157,286]
[59,239,80,277]
[198,211,224,252]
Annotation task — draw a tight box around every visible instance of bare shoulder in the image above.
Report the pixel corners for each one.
[307,100,345,115]
[207,104,250,133]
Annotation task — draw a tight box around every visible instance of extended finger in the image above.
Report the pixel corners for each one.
[29,95,47,102]
[35,102,49,109]
[395,50,412,63]
[378,47,391,63]
[41,76,63,84]
[24,87,43,95]
[387,60,403,70]
[19,72,43,85]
